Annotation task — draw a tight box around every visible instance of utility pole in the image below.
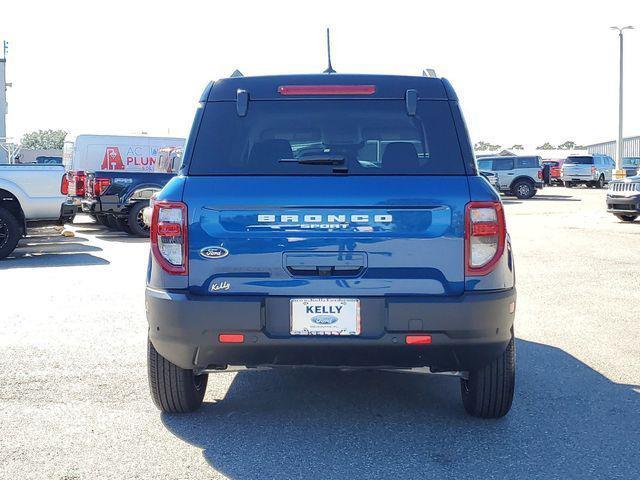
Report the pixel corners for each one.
[0,40,8,163]
[611,26,634,178]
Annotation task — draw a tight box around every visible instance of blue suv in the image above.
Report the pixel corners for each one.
[145,73,516,418]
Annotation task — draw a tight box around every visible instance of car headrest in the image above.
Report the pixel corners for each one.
[381,142,419,170]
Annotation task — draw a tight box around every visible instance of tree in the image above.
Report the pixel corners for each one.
[558,140,587,150]
[474,141,502,151]
[557,140,576,150]
[510,144,524,150]
[537,142,555,150]
[21,129,68,150]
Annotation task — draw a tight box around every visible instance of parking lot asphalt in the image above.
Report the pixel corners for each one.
[1,186,639,480]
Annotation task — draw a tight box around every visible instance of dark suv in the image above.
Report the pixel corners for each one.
[145,73,517,418]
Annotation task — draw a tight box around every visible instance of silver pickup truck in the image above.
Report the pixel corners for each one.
[0,164,76,259]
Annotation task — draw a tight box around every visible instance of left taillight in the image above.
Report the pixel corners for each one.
[465,201,506,276]
[61,174,69,195]
[93,178,111,196]
[150,201,188,275]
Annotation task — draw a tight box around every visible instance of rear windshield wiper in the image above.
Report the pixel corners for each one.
[279,155,345,165]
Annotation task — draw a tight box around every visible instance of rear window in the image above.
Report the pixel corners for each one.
[492,158,514,171]
[565,156,593,165]
[188,100,465,175]
[477,160,492,171]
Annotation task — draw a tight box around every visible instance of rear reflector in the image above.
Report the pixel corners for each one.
[156,222,182,236]
[472,223,499,236]
[405,335,432,345]
[277,85,376,96]
[219,334,245,344]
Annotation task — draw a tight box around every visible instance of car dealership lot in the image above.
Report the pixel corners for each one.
[0,187,638,479]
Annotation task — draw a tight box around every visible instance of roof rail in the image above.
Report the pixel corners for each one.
[422,68,437,78]
[230,69,244,78]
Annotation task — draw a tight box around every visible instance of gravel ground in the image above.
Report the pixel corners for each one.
[1,186,638,479]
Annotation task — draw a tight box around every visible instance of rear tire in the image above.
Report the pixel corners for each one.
[565,181,573,188]
[512,180,535,199]
[595,175,605,189]
[147,339,208,413]
[616,214,638,222]
[0,207,22,260]
[126,201,150,237]
[461,334,515,418]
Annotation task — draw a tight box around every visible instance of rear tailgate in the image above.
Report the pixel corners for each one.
[563,157,594,178]
[563,164,592,177]
[185,176,469,297]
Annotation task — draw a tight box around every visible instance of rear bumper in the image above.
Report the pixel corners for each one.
[60,202,78,219]
[561,175,596,183]
[81,196,127,216]
[606,194,640,214]
[146,288,516,372]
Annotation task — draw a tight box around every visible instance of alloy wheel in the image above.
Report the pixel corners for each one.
[0,219,9,249]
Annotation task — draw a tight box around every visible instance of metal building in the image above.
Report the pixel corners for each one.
[587,136,640,158]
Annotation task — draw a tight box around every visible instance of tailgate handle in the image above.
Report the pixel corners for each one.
[284,252,366,277]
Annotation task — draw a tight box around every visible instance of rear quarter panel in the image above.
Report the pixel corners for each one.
[0,165,65,220]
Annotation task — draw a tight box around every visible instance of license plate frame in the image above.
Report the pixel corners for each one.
[290,298,361,336]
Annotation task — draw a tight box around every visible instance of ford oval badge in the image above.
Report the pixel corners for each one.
[311,314,339,325]
[200,246,229,259]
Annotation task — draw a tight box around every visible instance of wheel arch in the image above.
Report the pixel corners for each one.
[511,175,535,187]
[0,187,27,235]
[124,184,162,204]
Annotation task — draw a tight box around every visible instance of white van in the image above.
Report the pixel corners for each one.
[63,134,185,173]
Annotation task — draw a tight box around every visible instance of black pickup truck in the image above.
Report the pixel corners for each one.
[81,147,181,236]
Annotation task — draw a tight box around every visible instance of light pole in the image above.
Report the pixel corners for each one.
[0,41,8,163]
[610,26,634,178]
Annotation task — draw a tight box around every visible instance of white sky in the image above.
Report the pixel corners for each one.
[1,0,639,147]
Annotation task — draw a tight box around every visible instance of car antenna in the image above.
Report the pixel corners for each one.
[323,28,336,74]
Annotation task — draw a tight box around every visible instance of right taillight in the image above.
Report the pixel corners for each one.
[465,201,506,276]
[150,201,188,275]
[69,171,86,197]
[61,174,69,195]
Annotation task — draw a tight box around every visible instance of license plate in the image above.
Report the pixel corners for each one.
[290,298,360,336]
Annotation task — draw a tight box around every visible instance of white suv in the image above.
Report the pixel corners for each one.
[477,156,544,199]
[561,154,615,188]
